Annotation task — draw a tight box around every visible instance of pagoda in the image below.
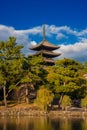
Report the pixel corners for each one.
[29,25,61,65]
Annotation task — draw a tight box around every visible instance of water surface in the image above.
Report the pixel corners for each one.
[0,116,87,130]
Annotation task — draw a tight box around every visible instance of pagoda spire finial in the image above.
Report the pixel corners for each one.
[43,24,46,40]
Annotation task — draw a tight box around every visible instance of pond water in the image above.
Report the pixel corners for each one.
[0,116,87,130]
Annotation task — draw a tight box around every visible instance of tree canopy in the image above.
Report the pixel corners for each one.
[0,37,87,109]
[47,58,87,103]
[0,37,24,106]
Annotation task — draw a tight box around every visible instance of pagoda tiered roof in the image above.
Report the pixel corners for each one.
[29,25,61,65]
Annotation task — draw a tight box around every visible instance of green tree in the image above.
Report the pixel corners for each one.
[0,37,24,107]
[47,58,86,107]
[20,55,48,103]
[34,87,54,111]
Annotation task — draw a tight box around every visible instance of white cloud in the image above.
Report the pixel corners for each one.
[29,41,37,46]
[46,25,87,39]
[0,25,14,40]
[0,24,31,55]
[14,26,42,35]
[46,25,75,35]
[56,38,87,62]
[56,33,68,40]
[0,24,87,62]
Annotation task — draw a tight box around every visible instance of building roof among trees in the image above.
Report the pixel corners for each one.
[29,25,61,65]
[30,39,60,51]
[32,50,61,58]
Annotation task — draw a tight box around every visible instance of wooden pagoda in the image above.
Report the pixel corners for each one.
[29,25,61,65]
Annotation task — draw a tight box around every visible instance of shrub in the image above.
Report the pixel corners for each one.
[34,87,54,111]
[61,95,71,111]
[81,96,87,111]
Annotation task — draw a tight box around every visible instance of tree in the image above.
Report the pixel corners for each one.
[20,55,48,103]
[81,96,87,111]
[0,37,24,107]
[34,87,54,111]
[47,58,86,107]
[61,95,71,111]
[0,71,7,107]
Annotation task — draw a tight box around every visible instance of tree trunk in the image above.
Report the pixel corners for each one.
[17,90,20,104]
[25,86,29,104]
[58,81,65,108]
[3,84,7,108]
[58,93,64,109]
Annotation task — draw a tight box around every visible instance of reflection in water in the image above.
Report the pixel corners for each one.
[0,116,87,130]
[50,117,71,130]
[82,117,87,130]
[71,118,83,130]
[0,117,53,130]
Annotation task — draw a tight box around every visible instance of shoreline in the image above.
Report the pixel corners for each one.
[0,107,87,118]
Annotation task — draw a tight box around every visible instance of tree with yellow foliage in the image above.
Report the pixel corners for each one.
[35,86,54,111]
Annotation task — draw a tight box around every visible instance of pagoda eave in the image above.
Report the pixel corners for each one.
[33,51,61,58]
[30,46,60,51]
[30,40,60,51]
[43,58,55,65]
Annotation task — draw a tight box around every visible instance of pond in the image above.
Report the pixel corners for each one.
[0,116,87,130]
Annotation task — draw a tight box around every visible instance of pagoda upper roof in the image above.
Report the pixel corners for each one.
[30,39,60,51]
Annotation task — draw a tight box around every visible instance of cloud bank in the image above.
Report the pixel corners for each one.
[0,24,87,62]
[57,39,87,62]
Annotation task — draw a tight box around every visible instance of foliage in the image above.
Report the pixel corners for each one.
[20,55,48,103]
[0,37,87,109]
[34,87,54,111]
[28,55,48,85]
[0,37,24,85]
[0,37,24,106]
[21,55,48,88]
[47,58,86,99]
[81,96,87,108]
[61,95,71,110]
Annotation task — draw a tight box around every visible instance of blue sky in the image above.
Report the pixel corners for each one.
[0,0,87,62]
